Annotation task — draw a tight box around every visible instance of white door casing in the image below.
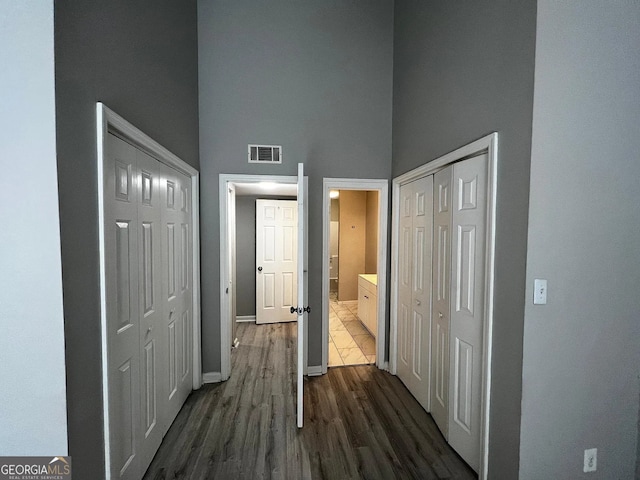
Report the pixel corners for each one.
[430,165,453,438]
[218,174,298,382]
[321,178,389,374]
[396,176,433,412]
[448,154,488,472]
[256,199,298,324]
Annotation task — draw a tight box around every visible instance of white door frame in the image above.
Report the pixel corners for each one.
[389,132,498,480]
[321,178,389,373]
[219,173,301,381]
[96,103,202,479]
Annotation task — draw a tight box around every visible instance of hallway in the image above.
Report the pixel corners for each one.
[142,322,476,479]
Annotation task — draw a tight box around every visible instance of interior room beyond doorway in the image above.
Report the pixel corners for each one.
[328,189,379,367]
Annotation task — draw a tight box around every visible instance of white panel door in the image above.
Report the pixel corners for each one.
[228,184,237,345]
[161,164,193,426]
[448,154,487,472]
[256,199,298,324]
[136,149,164,470]
[397,176,433,412]
[431,166,452,438]
[105,133,141,480]
[296,163,307,428]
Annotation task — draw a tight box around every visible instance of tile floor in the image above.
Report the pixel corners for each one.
[328,292,376,367]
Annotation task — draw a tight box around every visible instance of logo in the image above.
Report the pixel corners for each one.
[0,456,72,480]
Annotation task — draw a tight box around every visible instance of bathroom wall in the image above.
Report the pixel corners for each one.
[338,190,367,300]
[364,191,379,274]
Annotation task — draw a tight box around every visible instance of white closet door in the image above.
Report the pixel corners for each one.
[256,199,298,324]
[161,164,193,425]
[175,169,193,408]
[136,149,165,470]
[105,133,142,480]
[396,176,433,412]
[448,154,487,472]
[431,166,452,438]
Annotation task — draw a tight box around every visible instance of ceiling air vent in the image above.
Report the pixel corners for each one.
[248,144,282,164]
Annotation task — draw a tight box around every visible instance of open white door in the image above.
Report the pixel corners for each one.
[296,163,307,428]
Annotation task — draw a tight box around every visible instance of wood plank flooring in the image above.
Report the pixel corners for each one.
[143,322,476,480]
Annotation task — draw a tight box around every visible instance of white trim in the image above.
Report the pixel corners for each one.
[202,372,223,384]
[219,173,299,381]
[96,103,203,479]
[307,365,323,377]
[321,178,389,374]
[236,315,256,323]
[389,132,498,480]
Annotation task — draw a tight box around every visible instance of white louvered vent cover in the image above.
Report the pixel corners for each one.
[248,144,282,164]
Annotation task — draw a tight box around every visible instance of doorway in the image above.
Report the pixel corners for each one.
[390,133,498,480]
[218,174,308,382]
[327,189,379,367]
[321,179,389,374]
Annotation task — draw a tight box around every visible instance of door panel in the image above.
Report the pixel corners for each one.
[296,163,307,428]
[136,149,164,470]
[396,176,432,412]
[448,154,487,472]
[256,199,298,324]
[106,134,141,480]
[431,166,452,438]
[162,166,193,420]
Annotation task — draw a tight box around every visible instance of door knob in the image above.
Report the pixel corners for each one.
[258,266,263,272]
[439,312,443,319]
[415,299,421,306]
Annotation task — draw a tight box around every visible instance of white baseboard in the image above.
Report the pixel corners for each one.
[202,371,222,383]
[236,315,256,323]
[307,365,323,377]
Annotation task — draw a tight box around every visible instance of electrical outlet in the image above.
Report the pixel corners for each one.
[533,278,547,304]
[584,448,597,473]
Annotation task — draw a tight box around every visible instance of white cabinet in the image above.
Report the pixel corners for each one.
[357,274,378,337]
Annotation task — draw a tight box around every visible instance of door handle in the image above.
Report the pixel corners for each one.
[258,266,263,272]
[415,299,421,306]
[439,312,443,319]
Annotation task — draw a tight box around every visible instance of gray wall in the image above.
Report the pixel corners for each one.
[235,196,258,317]
[0,0,67,455]
[54,2,199,478]
[198,0,393,371]
[392,1,537,477]
[520,1,640,478]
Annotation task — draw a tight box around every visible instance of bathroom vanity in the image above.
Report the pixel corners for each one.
[357,274,378,337]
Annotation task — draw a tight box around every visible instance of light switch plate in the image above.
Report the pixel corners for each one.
[533,279,547,305]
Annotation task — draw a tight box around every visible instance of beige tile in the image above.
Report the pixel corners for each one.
[331,329,357,349]
[328,341,344,367]
[353,334,376,355]
[343,320,368,336]
[337,312,358,323]
[366,354,376,364]
[339,347,368,365]
[329,316,346,332]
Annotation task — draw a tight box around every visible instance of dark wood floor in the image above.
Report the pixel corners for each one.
[143,322,476,480]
